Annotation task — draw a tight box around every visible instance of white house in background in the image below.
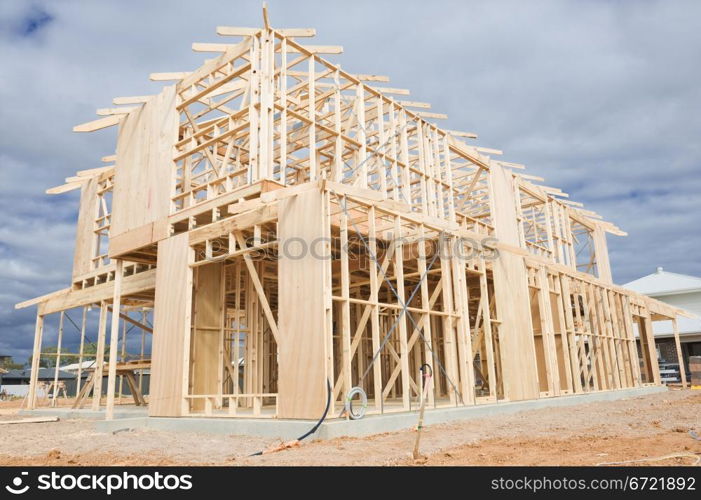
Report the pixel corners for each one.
[625,267,701,379]
[58,360,97,373]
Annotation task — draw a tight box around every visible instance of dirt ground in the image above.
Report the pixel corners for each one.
[0,389,699,466]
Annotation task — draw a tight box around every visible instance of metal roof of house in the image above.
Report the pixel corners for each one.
[58,360,97,371]
[624,267,701,297]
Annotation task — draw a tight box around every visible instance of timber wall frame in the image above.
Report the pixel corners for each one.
[16,13,689,420]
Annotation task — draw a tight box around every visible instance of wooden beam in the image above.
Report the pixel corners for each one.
[193,42,342,54]
[77,166,114,177]
[0,417,58,425]
[285,44,344,54]
[262,2,270,30]
[64,176,91,183]
[354,74,390,82]
[234,232,279,343]
[399,100,431,109]
[370,86,410,96]
[96,107,136,116]
[16,288,70,310]
[416,111,447,120]
[42,269,156,315]
[107,307,153,333]
[112,96,151,105]
[218,27,316,37]
[46,183,82,195]
[73,115,121,133]
[447,129,478,139]
[476,146,504,156]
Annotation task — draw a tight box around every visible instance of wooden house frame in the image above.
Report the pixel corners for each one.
[16,13,688,421]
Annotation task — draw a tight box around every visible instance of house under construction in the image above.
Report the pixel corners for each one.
[16,16,689,422]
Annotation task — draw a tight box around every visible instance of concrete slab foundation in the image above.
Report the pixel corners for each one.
[21,407,147,420]
[23,386,666,441]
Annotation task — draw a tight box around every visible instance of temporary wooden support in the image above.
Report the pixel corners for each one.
[76,306,87,396]
[26,310,45,409]
[50,312,65,407]
[91,302,108,410]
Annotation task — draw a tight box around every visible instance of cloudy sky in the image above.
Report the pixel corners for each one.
[1,0,699,362]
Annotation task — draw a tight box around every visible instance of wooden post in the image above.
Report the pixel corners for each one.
[399,109,411,202]
[368,206,383,410]
[280,37,288,185]
[191,262,224,411]
[27,310,45,409]
[339,197,352,398]
[308,56,317,180]
[451,238,475,404]
[592,224,612,284]
[259,30,271,179]
[356,84,367,187]
[394,216,411,410]
[643,315,661,384]
[672,318,687,388]
[217,280,225,409]
[417,226,435,405]
[536,267,560,396]
[51,311,65,407]
[149,233,193,417]
[91,302,108,411]
[139,309,146,392]
[76,306,87,397]
[233,261,242,402]
[488,162,540,401]
[559,276,582,393]
[277,188,330,419]
[479,258,498,398]
[118,312,127,402]
[333,69,342,182]
[105,259,123,420]
[439,235,459,404]
[248,35,260,182]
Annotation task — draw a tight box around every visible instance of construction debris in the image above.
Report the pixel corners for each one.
[0,416,59,425]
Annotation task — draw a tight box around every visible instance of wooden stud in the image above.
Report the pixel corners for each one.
[672,318,687,388]
[91,302,108,411]
[105,259,123,420]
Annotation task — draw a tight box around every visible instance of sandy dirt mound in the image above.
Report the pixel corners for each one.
[0,389,698,466]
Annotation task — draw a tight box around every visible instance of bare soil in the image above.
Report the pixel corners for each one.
[0,389,699,466]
